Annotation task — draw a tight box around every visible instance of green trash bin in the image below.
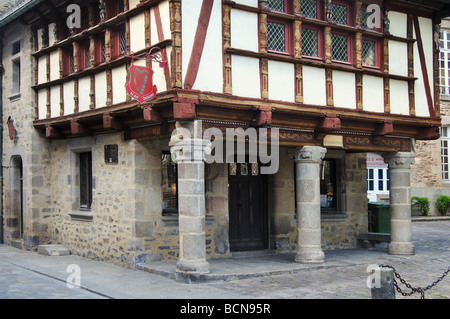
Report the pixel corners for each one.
[368,202,390,233]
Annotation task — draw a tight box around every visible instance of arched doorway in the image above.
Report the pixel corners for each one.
[10,156,23,239]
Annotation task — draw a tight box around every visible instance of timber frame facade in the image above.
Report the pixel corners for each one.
[1,0,450,275]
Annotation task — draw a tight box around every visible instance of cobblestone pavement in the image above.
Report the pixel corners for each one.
[0,220,449,299]
[207,221,450,299]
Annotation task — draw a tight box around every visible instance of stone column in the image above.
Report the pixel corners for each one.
[169,121,210,274]
[383,152,415,255]
[293,146,327,263]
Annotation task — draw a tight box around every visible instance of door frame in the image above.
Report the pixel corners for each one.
[228,162,269,252]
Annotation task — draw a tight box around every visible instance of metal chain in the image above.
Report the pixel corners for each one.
[380,264,450,299]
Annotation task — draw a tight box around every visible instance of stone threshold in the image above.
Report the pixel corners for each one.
[412,216,450,222]
[136,252,347,284]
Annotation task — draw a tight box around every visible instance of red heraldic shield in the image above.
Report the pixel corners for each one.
[125,65,158,103]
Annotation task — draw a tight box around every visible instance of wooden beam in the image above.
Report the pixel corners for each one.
[254,105,272,126]
[316,113,341,132]
[373,120,394,136]
[45,124,63,139]
[143,106,163,122]
[183,0,215,89]
[103,113,124,130]
[70,119,90,135]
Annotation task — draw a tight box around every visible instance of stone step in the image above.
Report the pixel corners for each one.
[37,244,71,256]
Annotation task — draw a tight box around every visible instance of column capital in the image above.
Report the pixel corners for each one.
[293,146,327,164]
[169,121,211,163]
[383,152,415,169]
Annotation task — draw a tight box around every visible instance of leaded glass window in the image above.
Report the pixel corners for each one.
[301,0,317,19]
[85,40,91,68]
[331,33,348,62]
[361,9,375,30]
[267,22,286,52]
[302,28,318,57]
[101,36,106,63]
[362,39,375,66]
[268,0,285,12]
[119,26,126,56]
[331,3,347,25]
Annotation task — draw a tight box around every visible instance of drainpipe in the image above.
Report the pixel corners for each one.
[0,32,4,244]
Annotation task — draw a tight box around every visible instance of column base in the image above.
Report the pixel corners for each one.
[176,259,210,274]
[295,247,325,263]
[388,242,415,255]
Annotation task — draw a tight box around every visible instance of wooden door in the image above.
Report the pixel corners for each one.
[228,162,268,251]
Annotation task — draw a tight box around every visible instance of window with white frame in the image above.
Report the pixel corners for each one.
[440,30,450,95]
[442,126,450,181]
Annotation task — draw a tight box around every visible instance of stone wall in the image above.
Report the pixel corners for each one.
[2,20,52,248]
[321,153,368,249]
[410,98,450,215]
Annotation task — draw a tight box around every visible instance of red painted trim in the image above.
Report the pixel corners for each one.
[361,35,382,70]
[412,16,436,118]
[184,0,215,89]
[301,24,324,61]
[267,16,293,56]
[153,5,172,90]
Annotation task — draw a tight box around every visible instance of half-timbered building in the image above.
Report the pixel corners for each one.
[1,0,449,275]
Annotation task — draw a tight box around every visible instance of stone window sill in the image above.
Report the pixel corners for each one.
[8,92,21,102]
[321,212,349,222]
[69,210,94,221]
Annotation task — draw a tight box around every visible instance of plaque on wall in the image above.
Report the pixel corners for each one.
[104,144,118,164]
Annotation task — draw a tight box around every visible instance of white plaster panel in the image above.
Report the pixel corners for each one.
[38,89,47,119]
[50,86,60,118]
[129,0,140,9]
[362,75,384,113]
[159,1,171,41]
[413,17,434,117]
[231,55,260,99]
[112,66,127,104]
[332,71,356,109]
[303,66,326,106]
[152,46,172,93]
[181,0,202,86]
[49,50,59,81]
[63,80,75,115]
[233,0,258,7]
[38,56,47,85]
[48,23,57,44]
[192,0,223,93]
[130,13,146,53]
[387,11,407,38]
[389,41,408,77]
[95,71,107,108]
[390,79,409,115]
[78,76,91,112]
[37,28,44,51]
[268,60,294,102]
[230,9,259,52]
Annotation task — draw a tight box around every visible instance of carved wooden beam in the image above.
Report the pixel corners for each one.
[316,113,341,132]
[373,119,394,136]
[143,106,163,122]
[71,119,90,135]
[415,126,440,140]
[45,124,63,139]
[103,113,124,130]
[254,105,272,126]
